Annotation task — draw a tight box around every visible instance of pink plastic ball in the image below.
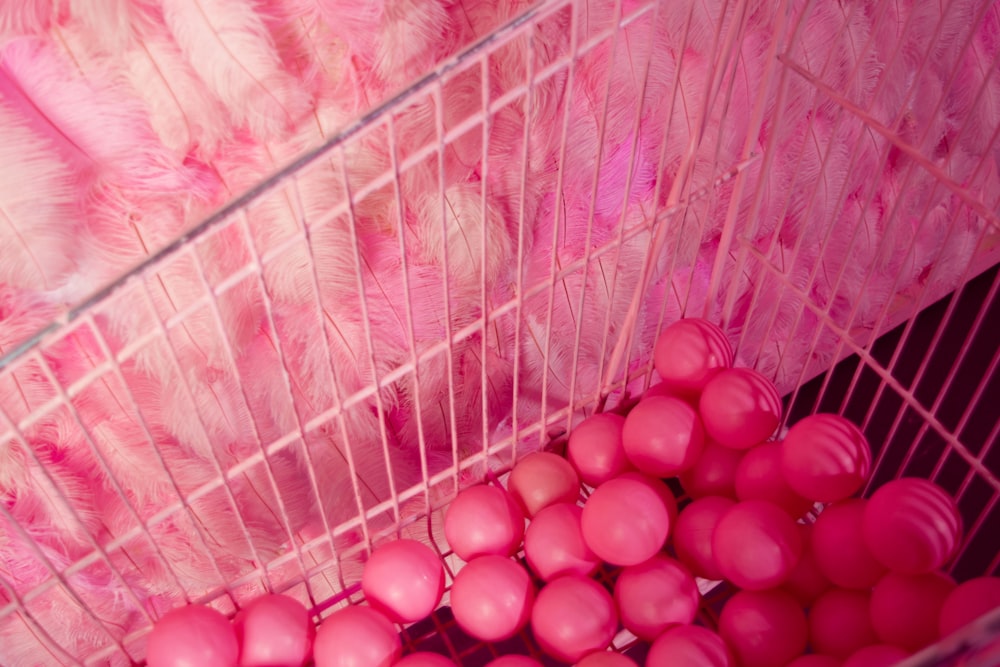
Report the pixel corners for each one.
[870,570,956,652]
[939,576,1000,637]
[531,575,618,664]
[781,414,872,503]
[568,413,632,487]
[577,651,638,667]
[812,500,886,590]
[808,589,878,659]
[622,396,706,477]
[785,657,842,667]
[646,624,734,667]
[643,380,697,403]
[362,539,444,623]
[449,555,535,642]
[147,604,238,667]
[444,484,525,561]
[862,478,963,574]
[234,594,313,667]
[735,442,815,519]
[614,554,700,641]
[508,452,581,518]
[313,606,401,667]
[653,318,734,393]
[713,500,803,590]
[699,368,782,450]
[618,471,679,527]
[395,654,458,667]
[673,496,736,581]
[581,474,672,566]
[679,439,744,499]
[782,523,832,607]
[718,589,807,667]
[484,657,543,667]
[524,503,601,582]
[841,645,909,667]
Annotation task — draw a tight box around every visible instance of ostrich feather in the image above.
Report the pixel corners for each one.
[160,0,312,141]
[0,1,55,37]
[374,0,452,90]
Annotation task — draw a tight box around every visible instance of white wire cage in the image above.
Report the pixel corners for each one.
[0,0,999,665]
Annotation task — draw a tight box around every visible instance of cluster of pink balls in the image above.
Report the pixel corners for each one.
[143,317,1000,667]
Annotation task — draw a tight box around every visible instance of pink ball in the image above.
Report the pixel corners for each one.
[234,594,313,667]
[699,368,782,450]
[395,654,457,667]
[618,471,679,527]
[713,500,803,590]
[862,478,963,574]
[524,503,601,582]
[808,589,878,659]
[653,318,734,393]
[646,624,734,667]
[718,589,807,667]
[484,657,543,667]
[841,645,909,667]
[147,604,238,667]
[812,500,886,590]
[781,414,872,503]
[568,413,631,487]
[313,606,401,667]
[622,395,706,477]
[508,452,581,518]
[577,651,638,667]
[531,575,618,664]
[444,484,525,561]
[581,474,672,566]
[679,439,744,499]
[673,496,736,581]
[939,576,1000,637]
[362,539,444,623]
[735,442,815,519]
[785,657,842,667]
[643,380,697,403]
[782,523,832,607]
[449,555,535,642]
[614,554,700,641]
[870,570,956,652]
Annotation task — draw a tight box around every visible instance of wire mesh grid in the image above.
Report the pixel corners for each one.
[0,0,998,664]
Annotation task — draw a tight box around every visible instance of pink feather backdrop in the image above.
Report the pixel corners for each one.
[0,0,998,664]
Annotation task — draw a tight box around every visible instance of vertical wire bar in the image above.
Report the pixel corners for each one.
[479,53,493,464]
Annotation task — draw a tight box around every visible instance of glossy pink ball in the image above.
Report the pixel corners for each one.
[862,478,962,574]
[623,396,705,477]
[313,606,401,667]
[450,555,534,642]
[484,657,543,667]
[581,474,672,566]
[939,576,1000,637]
[524,503,600,582]
[713,500,803,590]
[841,645,909,667]
[782,523,832,607]
[395,653,458,667]
[645,625,734,667]
[444,484,525,561]
[699,368,782,450]
[643,380,697,404]
[808,589,878,659]
[781,414,872,502]
[812,500,886,590]
[679,439,744,499]
[718,589,807,667]
[531,575,618,664]
[870,570,956,652]
[653,318,734,393]
[234,594,313,667]
[673,496,734,581]
[147,604,238,667]
[614,554,700,641]
[618,471,679,527]
[568,413,632,487]
[785,657,842,667]
[577,651,638,667]
[508,452,581,518]
[735,441,815,519]
[361,539,444,623]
